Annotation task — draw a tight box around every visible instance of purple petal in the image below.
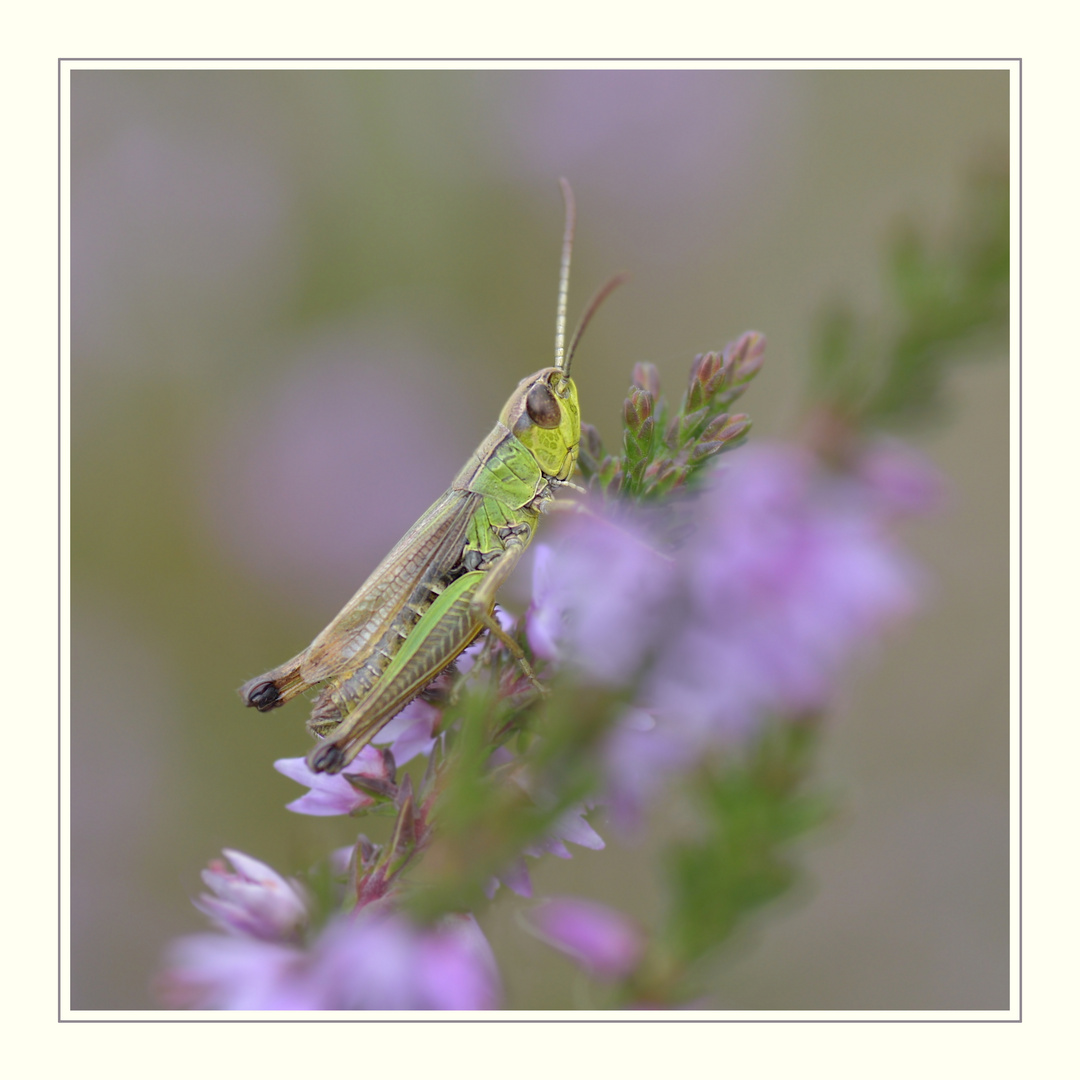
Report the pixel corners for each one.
[525,545,562,663]
[373,698,440,747]
[274,755,378,816]
[551,809,605,851]
[525,898,643,980]
[389,716,439,766]
[493,858,532,898]
[284,788,367,816]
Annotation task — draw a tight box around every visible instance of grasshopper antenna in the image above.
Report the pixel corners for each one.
[554,179,628,375]
[564,271,629,372]
[554,177,576,372]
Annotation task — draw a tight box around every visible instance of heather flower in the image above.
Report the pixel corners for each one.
[523,898,644,980]
[159,910,501,1011]
[192,849,308,942]
[275,744,395,816]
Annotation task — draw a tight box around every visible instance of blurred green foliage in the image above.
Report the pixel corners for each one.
[661,723,832,985]
[811,163,1009,430]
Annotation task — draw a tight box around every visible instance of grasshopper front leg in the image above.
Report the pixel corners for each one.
[467,529,543,691]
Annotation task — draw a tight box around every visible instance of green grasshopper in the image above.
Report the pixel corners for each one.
[240,180,623,775]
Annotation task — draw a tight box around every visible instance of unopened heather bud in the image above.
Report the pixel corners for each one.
[690,414,752,463]
[624,387,654,431]
[725,331,766,382]
[700,413,731,442]
[708,412,751,443]
[582,422,603,456]
[677,405,710,446]
[631,361,661,399]
[685,352,718,411]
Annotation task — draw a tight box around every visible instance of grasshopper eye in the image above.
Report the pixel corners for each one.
[525,381,562,428]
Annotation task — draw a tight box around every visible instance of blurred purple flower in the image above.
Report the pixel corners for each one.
[524,897,644,981]
[192,849,308,942]
[158,933,311,1010]
[527,441,938,819]
[649,444,924,739]
[527,517,675,685]
[601,708,692,831]
[856,438,946,517]
[160,910,501,1011]
[275,745,394,817]
[484,70,797,259]
[308,912,501,1011]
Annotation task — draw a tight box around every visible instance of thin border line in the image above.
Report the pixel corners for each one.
[57,55,63,1027]
[57,56,1021,63]
[59,56,1019,1019]
[1016,56,1023,1024]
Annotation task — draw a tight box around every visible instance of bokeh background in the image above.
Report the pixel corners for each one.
[69,68,1010,1011]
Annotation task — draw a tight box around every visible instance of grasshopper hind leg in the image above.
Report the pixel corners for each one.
[239,652,311,712]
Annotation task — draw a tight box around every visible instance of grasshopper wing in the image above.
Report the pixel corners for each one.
[240,487,479,710]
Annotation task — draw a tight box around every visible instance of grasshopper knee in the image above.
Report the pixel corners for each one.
[240,678,282,711]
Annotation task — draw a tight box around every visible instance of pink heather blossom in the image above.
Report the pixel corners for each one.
[192,849,308,942]
[160,909,501,1011]
[274,744,394,816]
[524,897,644,980]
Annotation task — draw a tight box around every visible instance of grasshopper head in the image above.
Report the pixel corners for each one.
[500,367,580,481]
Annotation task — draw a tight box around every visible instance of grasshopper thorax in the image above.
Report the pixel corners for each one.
[499,366,580,482]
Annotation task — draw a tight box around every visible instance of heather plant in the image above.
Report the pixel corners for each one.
[159,166,1007,1010]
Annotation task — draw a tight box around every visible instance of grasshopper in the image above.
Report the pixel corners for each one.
[240,180,623,775]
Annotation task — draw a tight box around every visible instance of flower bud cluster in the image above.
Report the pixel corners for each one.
[578,332,764,501]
